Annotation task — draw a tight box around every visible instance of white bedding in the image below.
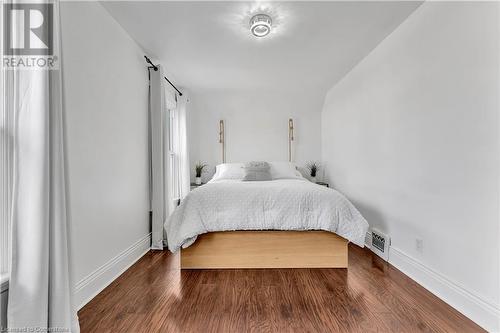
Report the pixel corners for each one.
[164,179,369,252]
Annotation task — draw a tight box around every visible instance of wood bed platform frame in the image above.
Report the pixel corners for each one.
[180,231,348,269]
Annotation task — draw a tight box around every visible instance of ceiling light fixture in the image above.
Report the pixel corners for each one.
[250,14,272,38]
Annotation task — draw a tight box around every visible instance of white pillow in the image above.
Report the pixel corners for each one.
[211,163,245,182]
[269,162,304,180]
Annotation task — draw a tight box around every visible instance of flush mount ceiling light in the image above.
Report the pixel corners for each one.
[250,14,272,38]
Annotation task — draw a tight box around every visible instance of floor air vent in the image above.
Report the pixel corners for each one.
[371,229,390,261]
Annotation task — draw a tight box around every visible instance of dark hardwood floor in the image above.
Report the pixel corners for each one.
[79,244,484,333]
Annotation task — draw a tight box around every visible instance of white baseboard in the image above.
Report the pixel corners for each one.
[74,233,151,310]
[364,232,499,332]
[389,247,499,333]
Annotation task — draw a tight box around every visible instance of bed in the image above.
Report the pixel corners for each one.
[164,162,369,269]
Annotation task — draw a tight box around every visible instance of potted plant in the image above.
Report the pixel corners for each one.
[306,162,319,183]
[195,161,207,185]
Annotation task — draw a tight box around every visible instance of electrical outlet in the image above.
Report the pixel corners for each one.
[416,238,423,253]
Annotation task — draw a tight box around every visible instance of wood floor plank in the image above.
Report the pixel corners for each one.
[78,244,485,333]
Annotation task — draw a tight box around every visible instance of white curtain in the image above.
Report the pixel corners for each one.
[165,92,189,201]
[149,67,173,250]
[177,94,190,199]
[5,1,79,331]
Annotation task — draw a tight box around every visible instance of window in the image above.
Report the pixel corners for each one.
[168,108,181,201]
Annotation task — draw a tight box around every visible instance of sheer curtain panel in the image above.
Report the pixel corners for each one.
[5,1,80,331]
[177,94,190,199]
[149,66,173,250]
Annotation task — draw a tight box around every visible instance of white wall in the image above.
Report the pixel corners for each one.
[321,2,499,330]
[188,89,323,181]
[61,2,150,307]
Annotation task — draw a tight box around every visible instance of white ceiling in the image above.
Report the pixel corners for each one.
[102,1,421,94]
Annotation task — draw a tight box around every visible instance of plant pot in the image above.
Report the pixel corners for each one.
[311,176,316,183]
[195,177,202,185]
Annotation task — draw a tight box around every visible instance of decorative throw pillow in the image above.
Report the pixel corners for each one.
[242,161,271,181]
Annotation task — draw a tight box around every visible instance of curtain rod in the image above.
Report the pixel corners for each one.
[144,55,183,96]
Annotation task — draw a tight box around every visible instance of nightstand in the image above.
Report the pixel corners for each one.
[190,183,204,190]
[316,182,329,188]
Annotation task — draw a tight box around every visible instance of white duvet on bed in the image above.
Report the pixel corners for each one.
[164,179,369,252]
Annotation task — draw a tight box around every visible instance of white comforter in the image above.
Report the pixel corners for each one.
[165,179,369,252]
